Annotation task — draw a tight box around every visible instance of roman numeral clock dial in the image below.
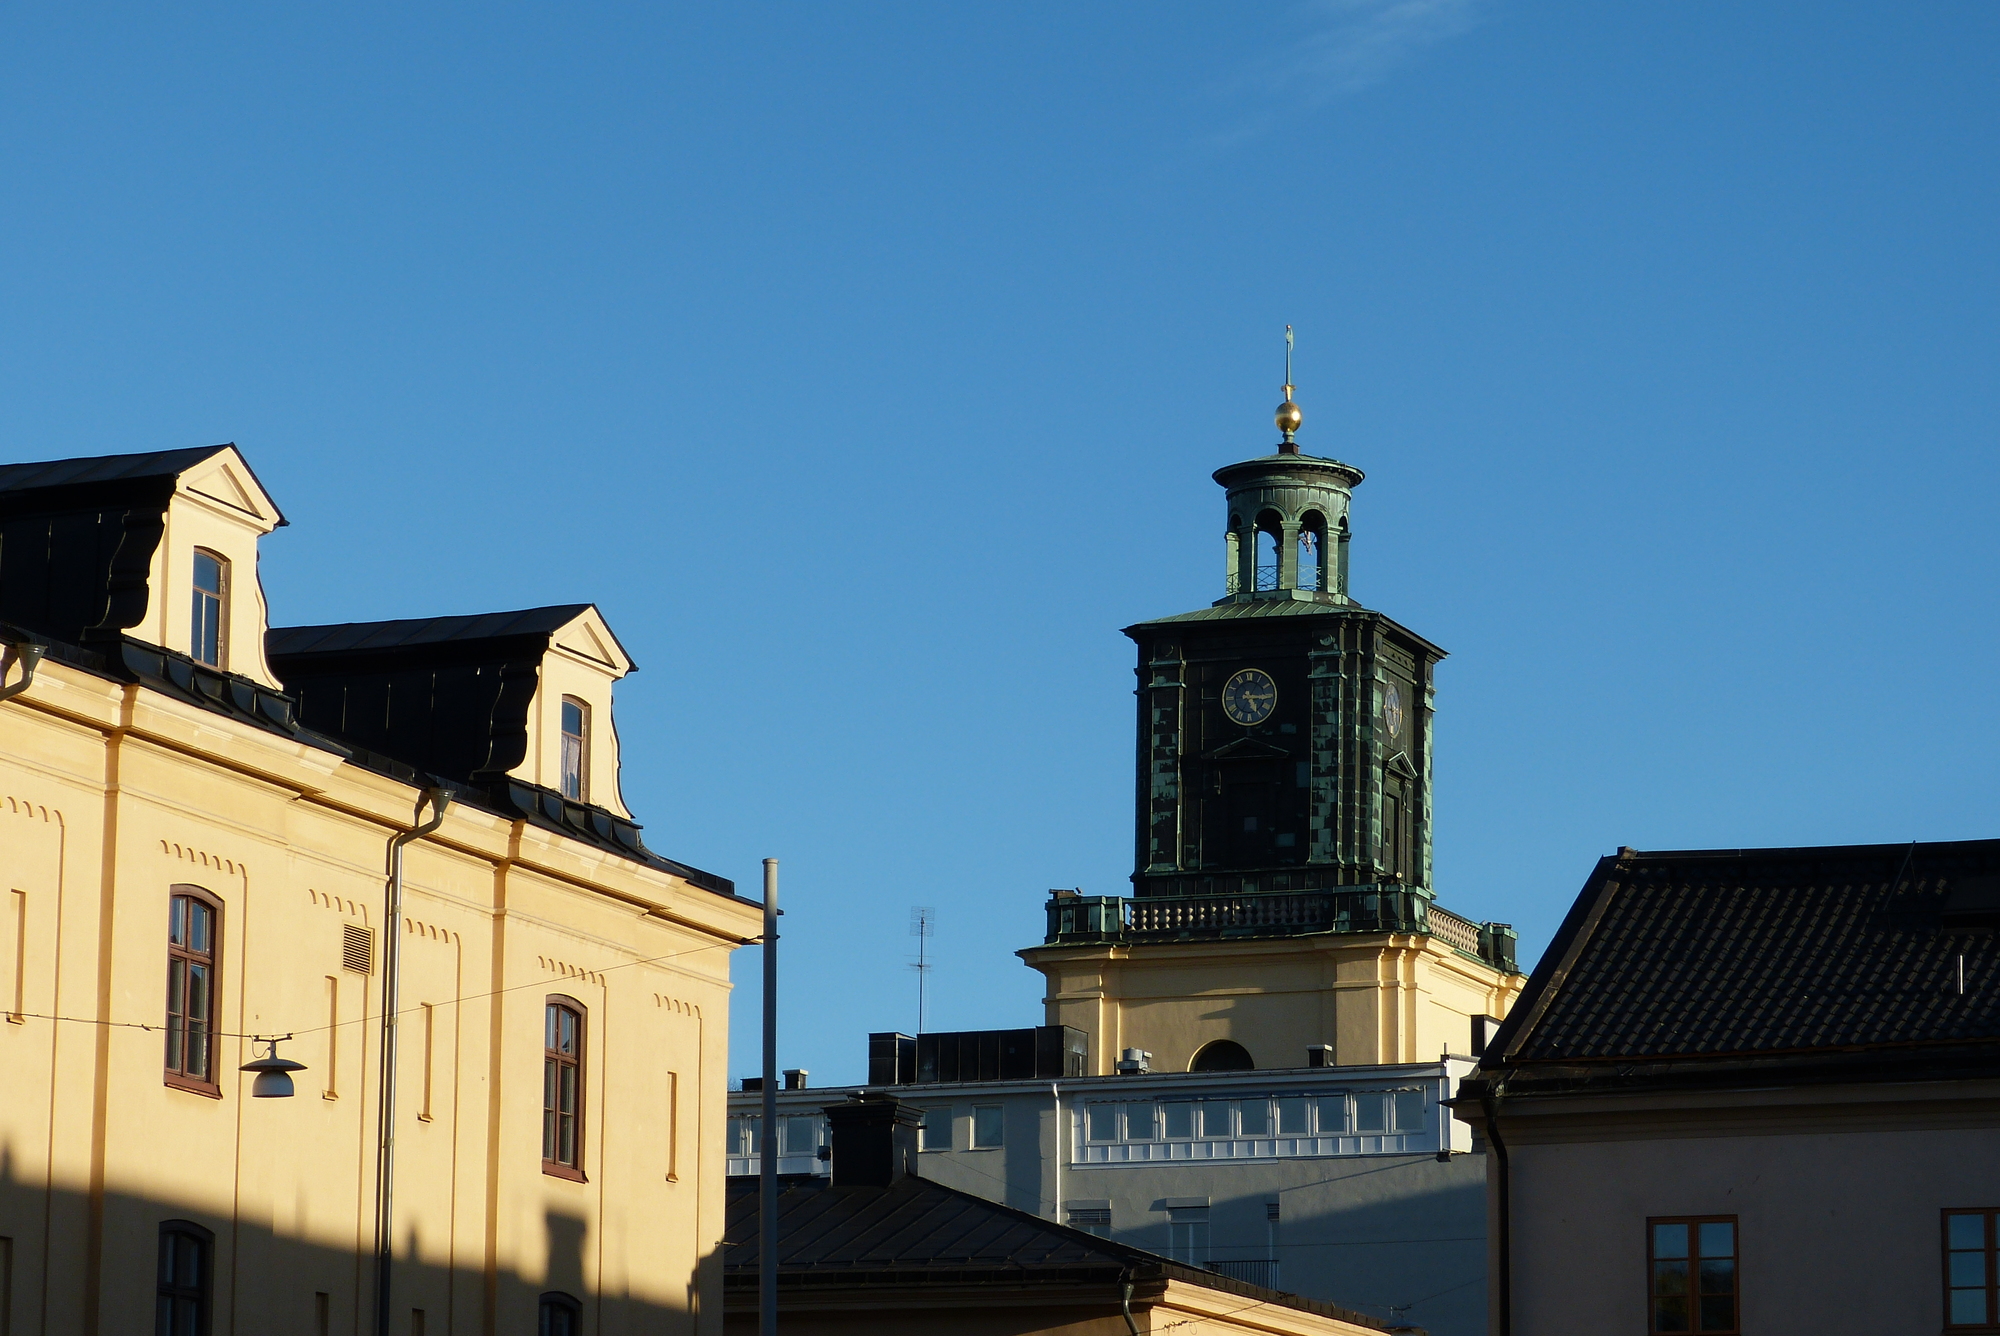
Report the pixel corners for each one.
[1221,668,1277,727]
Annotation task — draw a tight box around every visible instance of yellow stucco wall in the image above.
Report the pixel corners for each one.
[0,652,759,1335]
[1021,933,1523,1075]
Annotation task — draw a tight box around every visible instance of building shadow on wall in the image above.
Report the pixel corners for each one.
[0,1162,710,1334]
[1276,1156,1487,1336]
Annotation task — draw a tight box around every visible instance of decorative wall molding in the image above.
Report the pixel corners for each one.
[308,888,370,922]
[4,795,58,823]
[403,916,460,945]
[161,839,243,877]
[654,994,702,1018]
[538,955,606,987]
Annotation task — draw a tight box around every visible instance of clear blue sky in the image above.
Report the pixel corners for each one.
[4,3,1997,1086]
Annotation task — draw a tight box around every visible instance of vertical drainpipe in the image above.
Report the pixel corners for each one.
[374,787,450,1336]
[0,638,46,703]
[1050,1082,1062,1221]
[1482,1090,1511,1336]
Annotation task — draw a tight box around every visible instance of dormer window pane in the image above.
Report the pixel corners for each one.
[560,698,587,801]
[190,551,226,668]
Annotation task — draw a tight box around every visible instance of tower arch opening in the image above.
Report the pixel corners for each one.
[1297,510,1329,593]
[1189,1040,1255,1072]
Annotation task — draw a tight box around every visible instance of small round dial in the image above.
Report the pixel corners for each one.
[1221,668,1278,726]
[1383,683,1406,739]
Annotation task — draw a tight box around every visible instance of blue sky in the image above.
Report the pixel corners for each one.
[4,3,1997,1085]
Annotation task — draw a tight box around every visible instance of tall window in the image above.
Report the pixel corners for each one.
[559,698,588,801]
[918,1106,950,1151]
[543,998,584,1178]
[972,1104,1004,1149]
[165,889,219,1093]
[156,1221,212,1336]
[1168,1206,1209,1266]
[1947,1209,1999,1328]
[190,550,226,668]
[1649,1217,1737,1334]
[538,1292,581,1336]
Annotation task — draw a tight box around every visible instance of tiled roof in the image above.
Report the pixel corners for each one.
[267,605,596,656]
[1489,839,2000,1070]
[722,1174,1391,1330]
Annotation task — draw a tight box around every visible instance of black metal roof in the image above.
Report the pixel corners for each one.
[0,445,230,494]
[722,1174,1392,1331]
[267,605,601,657]
[1479,839,2000,1086]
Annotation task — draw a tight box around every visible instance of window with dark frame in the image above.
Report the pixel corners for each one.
[165,889,219,1093]
[543,999,584,1178]
[1947,1209,2000,1329]
[538,1290,581,1336]
[190,550,226,669]
[559,698,588,801]
[1649,1216,1738,1334]
[156,1220,212,1336]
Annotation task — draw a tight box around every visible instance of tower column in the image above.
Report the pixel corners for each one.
[1279,518,1301,591]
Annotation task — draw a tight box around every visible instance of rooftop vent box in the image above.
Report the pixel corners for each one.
[1942,876,2000,930]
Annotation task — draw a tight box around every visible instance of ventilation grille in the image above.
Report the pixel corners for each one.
[342,924,374,974]
[1067,1209,1111,1229]
[1266,1201,1281,1222]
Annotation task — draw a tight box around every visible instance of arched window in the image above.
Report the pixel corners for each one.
[157,1219,214,1336]
[190,550,227,668]
[166,887,221,1095]
[543,996,586,1179]
[1189,1040,1255,1072]
[538,1291,582,1336]
[560,697,588,802]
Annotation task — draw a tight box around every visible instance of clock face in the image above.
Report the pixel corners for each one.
[1383,683,1406,739]
[1221,668,1278,727]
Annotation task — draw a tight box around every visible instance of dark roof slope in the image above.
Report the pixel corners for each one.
[0,445,230,495]
[267,605,597,657]
[723,1173,1392,1330]
[1484,839,2000,1080]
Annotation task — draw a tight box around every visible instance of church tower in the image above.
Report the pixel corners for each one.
[1126,350,1440,898]
[1020,337,1524,1075]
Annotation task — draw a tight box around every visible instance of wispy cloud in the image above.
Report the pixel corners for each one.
[1279,0,1487,102]
[1196,0,1489,149]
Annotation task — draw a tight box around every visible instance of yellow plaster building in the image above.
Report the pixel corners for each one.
[0,446,761,1335]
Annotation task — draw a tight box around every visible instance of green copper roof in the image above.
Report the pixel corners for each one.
[1125,597,1366,628]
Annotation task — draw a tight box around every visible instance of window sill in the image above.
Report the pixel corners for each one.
[165,1072,223,1100]
[542,1162,587,1183]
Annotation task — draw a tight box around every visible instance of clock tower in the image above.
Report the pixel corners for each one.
[1124,378,1442,900]
[1019,346,1521,1077]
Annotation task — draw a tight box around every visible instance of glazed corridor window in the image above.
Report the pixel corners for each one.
[190,550,226,668]
[1947,1210,2000,1328]
[156,1221,212,1336]
[543,1000,584,1176]
[538,1291,581,1336]
[165,891,218,1089]
[559,698,588,801]
[1649,1217,1738,1334]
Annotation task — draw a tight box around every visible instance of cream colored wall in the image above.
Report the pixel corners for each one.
[0,655,758,1335]
[1024,936,1522,1075]
[518,615,632,817]
[136,448,284,687]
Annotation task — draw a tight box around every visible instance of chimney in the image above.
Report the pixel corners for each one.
[823,1094,922,1188]
[1306,1044,1334,1068]
[783,1068,809,1090]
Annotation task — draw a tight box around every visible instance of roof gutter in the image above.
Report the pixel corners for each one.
[0,635,46,704]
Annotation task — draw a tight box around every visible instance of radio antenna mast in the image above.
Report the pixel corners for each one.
[909,906,936,1033]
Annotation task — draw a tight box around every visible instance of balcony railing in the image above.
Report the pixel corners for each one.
[1043,888,1517,971]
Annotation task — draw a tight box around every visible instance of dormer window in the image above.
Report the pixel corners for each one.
[190,550,227,668]
[560,697,588,801]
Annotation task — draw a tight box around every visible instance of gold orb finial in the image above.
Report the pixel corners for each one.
[1275,325,1301,452]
